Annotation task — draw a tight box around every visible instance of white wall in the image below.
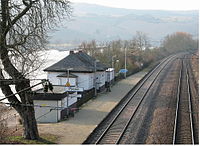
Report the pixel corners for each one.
[96,71,106,89]
[74,72,106,90]
[57,77,76,86]
[34,100,61,123]
[106,68,115,82]
[47,71,106,91]
[47,72,76,86]
[47,72,59,85]
[61,93,78,108]
[73,72,94,90]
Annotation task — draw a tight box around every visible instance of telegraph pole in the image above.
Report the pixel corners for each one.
[94,60,97,97]
[124,47,127,78]
[112,55,116,69]
[66,68,73,116]
[94,60,99,97]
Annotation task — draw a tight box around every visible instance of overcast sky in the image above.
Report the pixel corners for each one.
[71,0,199,10]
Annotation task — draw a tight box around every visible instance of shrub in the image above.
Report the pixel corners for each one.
[0,111,8,143]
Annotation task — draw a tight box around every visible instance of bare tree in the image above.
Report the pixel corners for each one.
[133,31,150,50]
[0,105,8,143]
[79,40,98,57]
[162,32,198,53]
[0,0,72,140]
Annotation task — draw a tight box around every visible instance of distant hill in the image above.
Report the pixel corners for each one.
[48,3,199,50]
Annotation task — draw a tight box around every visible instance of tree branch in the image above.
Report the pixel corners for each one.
[4,0,39,35]
[0,68,22,112]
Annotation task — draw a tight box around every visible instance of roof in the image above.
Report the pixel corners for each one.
[35,86,67,94]
[119,69,128,73]
[32,86,75,100]
[33,93,66,100]
[106,68,115,72]
[44,52,107,72]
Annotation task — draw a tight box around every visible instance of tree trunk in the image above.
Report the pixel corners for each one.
[22,114,39,140]
[20,92,39,140]
[0,47,39,140]
[20,105,39,139]
[0,78,39,140]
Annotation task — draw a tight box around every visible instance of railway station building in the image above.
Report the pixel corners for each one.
[33,50,115,123]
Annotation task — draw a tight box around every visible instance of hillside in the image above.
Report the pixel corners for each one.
[48,3,199,50]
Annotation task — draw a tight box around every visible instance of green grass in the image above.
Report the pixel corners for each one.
[5,134,58,144]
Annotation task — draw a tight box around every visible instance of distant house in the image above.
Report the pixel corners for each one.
[33,50,108,123]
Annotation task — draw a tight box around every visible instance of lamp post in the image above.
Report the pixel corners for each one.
[124,47,127,78]
[111,55,118,84]
[116,59,119,73]
[94,60,99,97]
[66,68,73,116]
[111,55,117,69]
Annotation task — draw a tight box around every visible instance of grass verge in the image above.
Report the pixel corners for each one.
[3,134,58,144]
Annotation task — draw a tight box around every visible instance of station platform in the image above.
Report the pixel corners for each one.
[38,71,147,144]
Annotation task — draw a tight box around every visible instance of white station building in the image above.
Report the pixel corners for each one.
[33,51,115,123]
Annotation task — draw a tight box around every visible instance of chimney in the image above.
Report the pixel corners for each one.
[69,50,74,55]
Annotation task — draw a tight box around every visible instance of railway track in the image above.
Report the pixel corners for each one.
[84,54,178,144]
[172,57,196,144]
[186,55,199,144]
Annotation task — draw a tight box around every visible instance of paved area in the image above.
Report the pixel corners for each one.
[38,71,147,144]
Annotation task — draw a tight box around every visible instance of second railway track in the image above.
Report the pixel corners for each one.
[173,56,195,144]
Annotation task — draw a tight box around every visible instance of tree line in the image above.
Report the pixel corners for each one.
[78,31,198,77]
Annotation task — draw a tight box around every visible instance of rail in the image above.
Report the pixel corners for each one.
[95,54,177,144]
[172,58,195,144]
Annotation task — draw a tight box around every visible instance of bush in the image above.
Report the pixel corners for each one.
[0,114,8,143]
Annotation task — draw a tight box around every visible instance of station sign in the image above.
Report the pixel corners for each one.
[65,87,84,92]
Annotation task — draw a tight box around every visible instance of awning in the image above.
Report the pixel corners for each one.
[119,69,128,73]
